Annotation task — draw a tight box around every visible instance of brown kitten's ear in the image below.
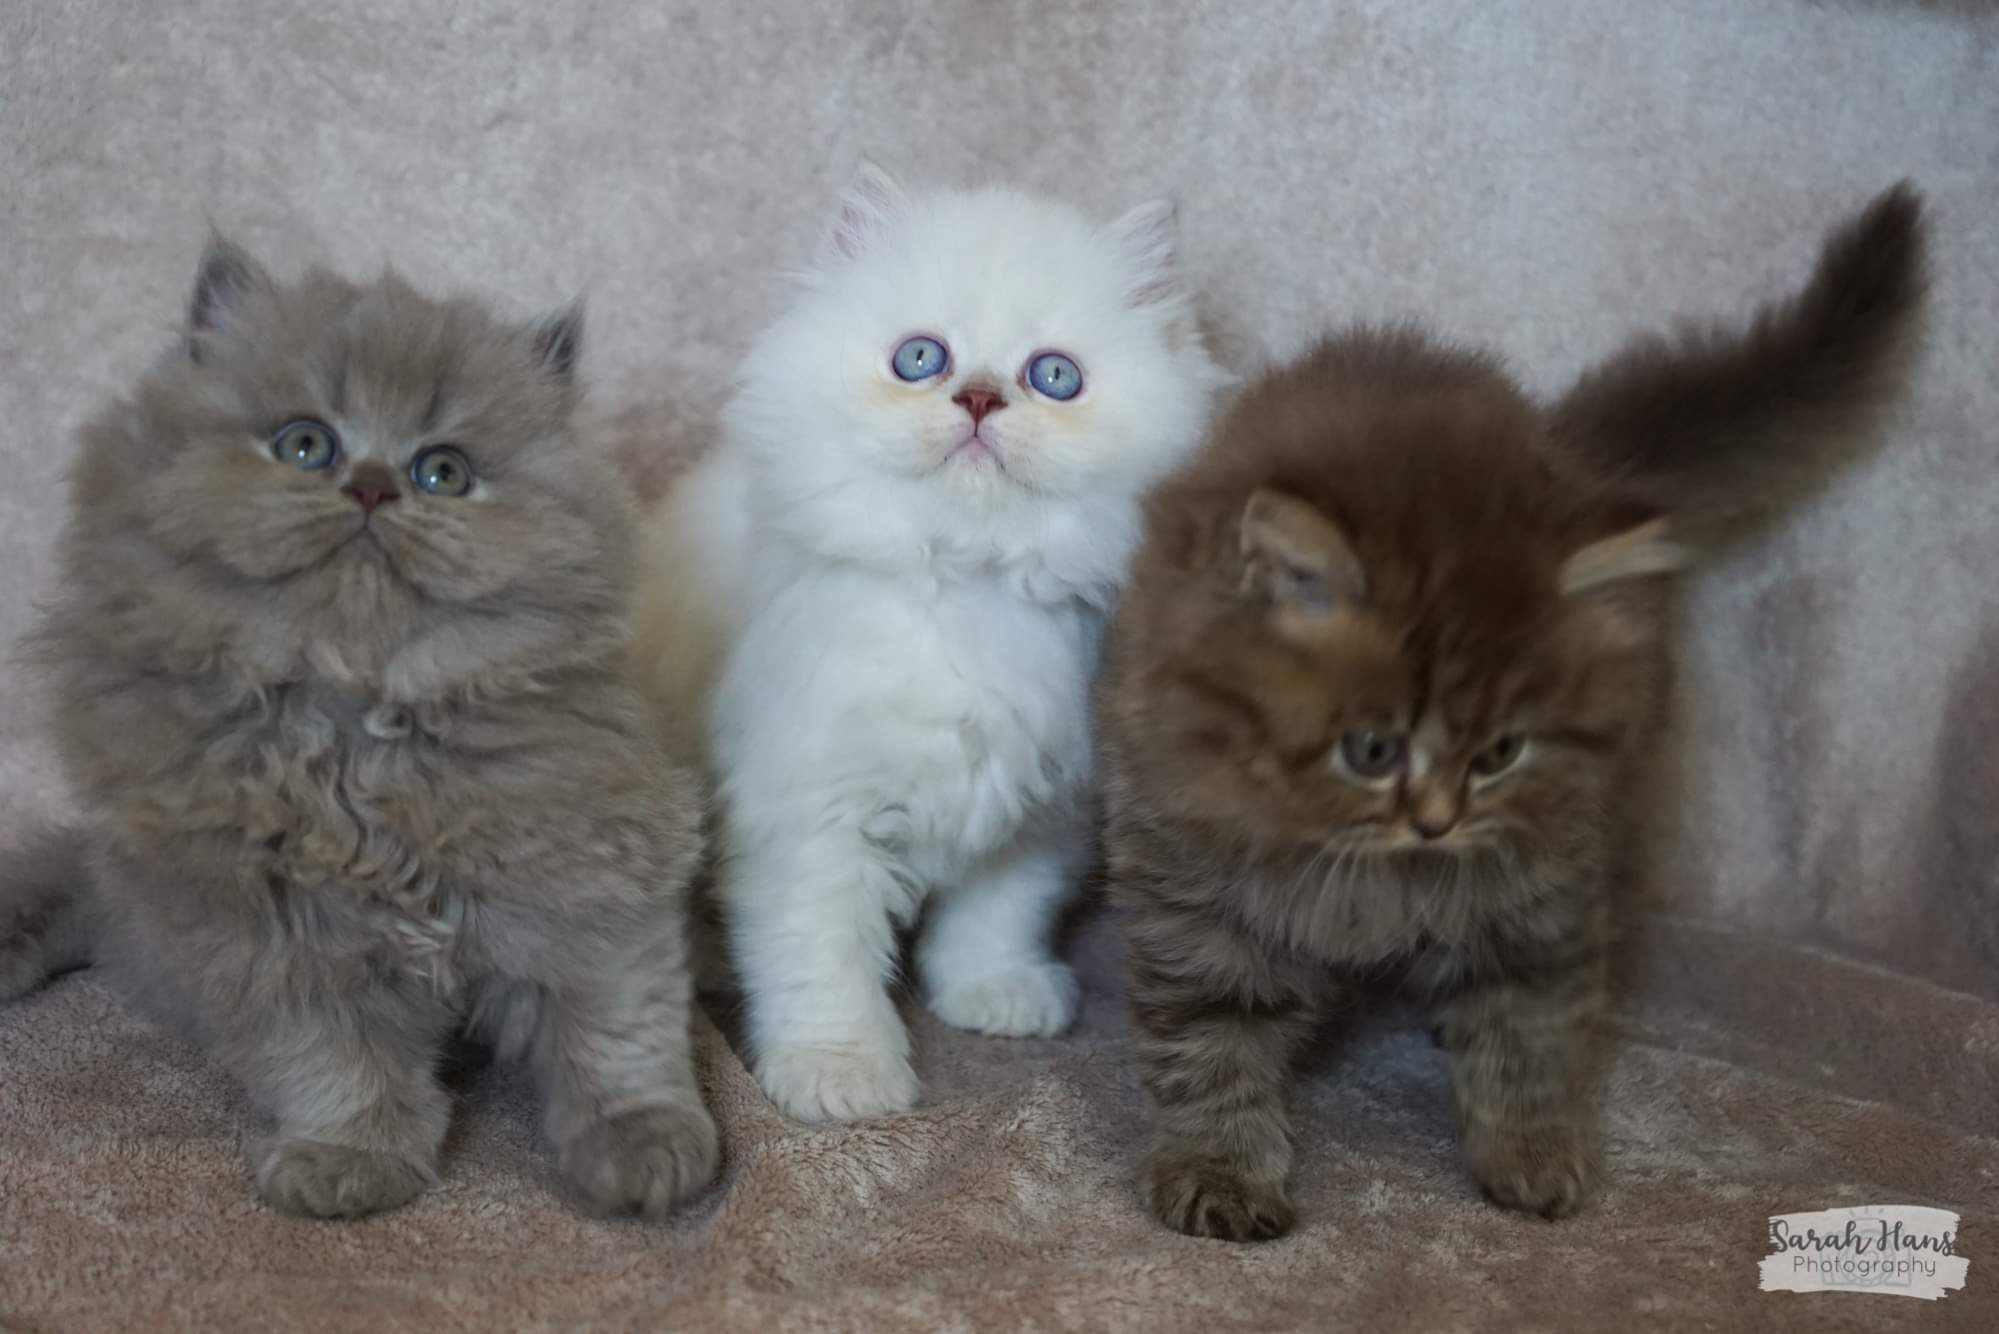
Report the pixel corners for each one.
[186,234,271,353]
[1107,198,1182,307]
[532,301,584,382]
[1240,488,1365,613]
[1558,518,1691,596]
[824,161,907,263]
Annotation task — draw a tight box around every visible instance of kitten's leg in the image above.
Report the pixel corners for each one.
[1435,940,1607,1219]
[0,828,94,1000]
[917,833,1081,1038]
[730,826,921,1123]
[480,953,718,1219]
[233,981,456,1220]
[1125,906,1321,1242]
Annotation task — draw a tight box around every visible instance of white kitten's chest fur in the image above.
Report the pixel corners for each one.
[710,503,1104,883]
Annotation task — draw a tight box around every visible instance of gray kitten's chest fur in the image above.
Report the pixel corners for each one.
[208,682,480,984]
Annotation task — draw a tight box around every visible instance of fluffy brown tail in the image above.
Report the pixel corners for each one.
[1550,183,1928,539]
[0,825,95,1000]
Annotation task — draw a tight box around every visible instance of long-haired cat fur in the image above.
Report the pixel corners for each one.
[631,165,1229,1122]
[1099,185,1927,1240]
[0,241,718,1219]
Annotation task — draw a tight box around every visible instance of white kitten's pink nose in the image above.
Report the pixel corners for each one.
[953,387,1005,426]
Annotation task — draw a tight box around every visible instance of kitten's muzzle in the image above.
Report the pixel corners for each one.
[343,462,403,515]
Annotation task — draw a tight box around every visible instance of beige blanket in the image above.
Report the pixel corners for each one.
[2,2,1993,1329]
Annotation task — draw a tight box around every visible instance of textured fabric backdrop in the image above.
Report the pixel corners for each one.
[1,2,1994,1330]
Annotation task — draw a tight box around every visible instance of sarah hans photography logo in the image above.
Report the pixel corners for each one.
[1761,1204,1967,1301]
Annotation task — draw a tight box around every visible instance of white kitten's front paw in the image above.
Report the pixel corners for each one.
[927,960,1079,1038]
[755,1040,919,1123]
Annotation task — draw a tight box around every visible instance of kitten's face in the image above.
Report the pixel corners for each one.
[1205,535,1643,864]
[67,242,629,683]
[1117,373,1670,875]
[730,167,1225,552]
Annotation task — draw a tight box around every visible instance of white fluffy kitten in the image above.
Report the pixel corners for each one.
[633,165,1227,1122]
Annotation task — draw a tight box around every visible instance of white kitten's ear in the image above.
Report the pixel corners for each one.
[1241,487,1365,615]
[825,161,908,262]
[531,300,584,382]
[1557,518,1689,596]
[187,233,271,353]
[1108,198,1181,307]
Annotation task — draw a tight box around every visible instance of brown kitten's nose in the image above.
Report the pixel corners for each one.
[953,386,1005,426]
[343,463,401,514]
[1412,813,1457,841]
[1410,787,1462,841]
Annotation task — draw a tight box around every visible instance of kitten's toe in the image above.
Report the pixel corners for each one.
[1463,1122,1600,1219]
[756,1040,920,1123]
[926,960,1079,1038]
[0,943,48,1001]
[254,1139,435,1219]
[1146,1151,1295,1242]
[560,1102,720,1218]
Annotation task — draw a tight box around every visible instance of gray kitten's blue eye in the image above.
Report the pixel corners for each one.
[1026,352,1083,401]
[270,419,339,471]
[410,446,475,497]
[891,335,949,382]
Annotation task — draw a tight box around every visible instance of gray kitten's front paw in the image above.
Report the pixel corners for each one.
[560,1103,720,1218]
[254,1139,435,1219]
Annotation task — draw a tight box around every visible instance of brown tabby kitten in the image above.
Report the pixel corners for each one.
[1100,186,1926,1241]
[0,240,718,1219]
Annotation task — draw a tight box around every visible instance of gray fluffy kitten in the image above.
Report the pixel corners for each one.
[0,240,717,1220]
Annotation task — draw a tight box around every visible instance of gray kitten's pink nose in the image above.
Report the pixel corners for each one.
[343,463,402,514]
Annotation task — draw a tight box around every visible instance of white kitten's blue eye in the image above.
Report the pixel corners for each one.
[410,445,475,497]
[1026,352,1083,401]
[270,419,339,471]
[891,335,949,382]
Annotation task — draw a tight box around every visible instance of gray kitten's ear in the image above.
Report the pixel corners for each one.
[531,301,584,382]
[824,161,907,262]
[187,234,271,347]
[1108,198,1181,307]
[1240,487,1365,615]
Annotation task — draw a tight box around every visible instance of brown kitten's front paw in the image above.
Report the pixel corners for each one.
[1461,1122,1600,1219]
[560,1103,720,1218]
[1146,1151,1296,1242]
[254,1139,435,1219]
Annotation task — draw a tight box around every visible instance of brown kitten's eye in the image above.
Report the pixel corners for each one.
[1338,730,1405,780]
[1471,733,1527,778]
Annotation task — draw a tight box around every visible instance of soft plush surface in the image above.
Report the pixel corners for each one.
[1,1,1993,1330]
